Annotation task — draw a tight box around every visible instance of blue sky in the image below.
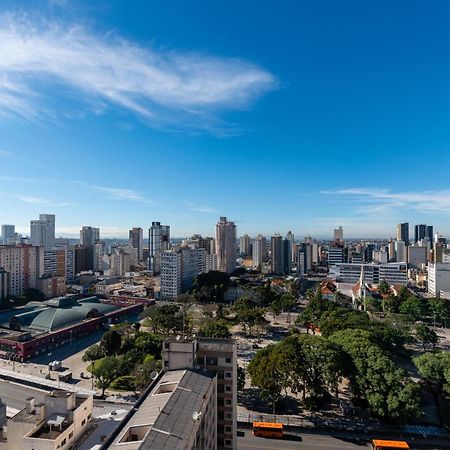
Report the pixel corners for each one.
[1,0,450,239]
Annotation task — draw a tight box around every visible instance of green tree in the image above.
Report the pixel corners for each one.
[428,298,450,326]
[101,330,122,356]
[414,351,450,425]
[237,366,246,391]
[199,320,231,339]
[330,329,421,422]
[88,356,123,396]
[247,344,288,414]
[82,343,105,363]
[378,281,390,295]
[142,304,184,335]
[415,324,439,350]
[399,297,428,321]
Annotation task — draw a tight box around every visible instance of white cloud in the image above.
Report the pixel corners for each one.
[16,195,50,204]
[0,149,40,166]
[183,201,218,213]
[322,188,450,214]
[0,14,277,132]
[91,185,155,204]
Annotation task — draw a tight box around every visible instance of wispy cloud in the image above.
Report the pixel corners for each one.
[0,175,36,183]
[0,149,40,166]
[14,194,71,206]
[322,188,450,214]
[16,195,50,204]
[0,14,277,132]
[91,185,155,204]
[184,200,218,213]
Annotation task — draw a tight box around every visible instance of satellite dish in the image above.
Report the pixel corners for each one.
[150,371,158,380]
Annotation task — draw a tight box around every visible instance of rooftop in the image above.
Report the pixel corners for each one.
[110,369,215,450]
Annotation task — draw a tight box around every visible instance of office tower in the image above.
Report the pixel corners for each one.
[388,239,396,262]
[0,244,42,296]
[239,234,251,257]
[252,234,266,267]
[1,224,15,245]
[414,224,427,243]
[395,240,406,262]
[30,214,55,250]
[128,227,144,262]
[334,226,344,246]
[216,217,237,274]
[336,262,408,285]
[271,234,284,274]
[396,223,409,246]
[328,246,344,265]
[427,225,434,244]
[149,221,170,275]
[297,243,312,277]
[163,337,237,450]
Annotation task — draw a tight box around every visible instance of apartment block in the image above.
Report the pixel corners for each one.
[163,337,237,450]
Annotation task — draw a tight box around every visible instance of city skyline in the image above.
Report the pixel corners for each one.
[1,1,450,237]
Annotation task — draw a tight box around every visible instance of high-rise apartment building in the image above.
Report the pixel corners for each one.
[149,221,170,275]
[160,247,206,300]
[1,224,15,245]
[239,234,251,257]
[80,226,100,247]
[30,214,55,250]
[286,231,295,262]
[128,227,144,262]
[271,234,290,274]
[216,217,237,274]
[396,222,409,246]
[427,225,434,244]
[334,226,344,246]
[0,244,42,296]
[163,337,237,450]
[252,234,266,267]
[395,240,406,262]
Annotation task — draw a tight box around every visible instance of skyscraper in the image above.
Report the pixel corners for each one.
[1,224,15,245]
[215,217,237,274]
[396,223,409,246]
[128,227,144,261]
[427,225,434,244]
[149,221,170,274]
[30,214,55,250]
[414,224,427,243]
[286,231,295,262]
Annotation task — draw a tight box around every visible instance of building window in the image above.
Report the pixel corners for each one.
[82,419,86,426]
[225,371,232,378]
[225,385,231,392]
[225,399,231,406]
[225,439,232,446]
[206,357,218,365]
[225,426,231,433]
[225,357,231,364]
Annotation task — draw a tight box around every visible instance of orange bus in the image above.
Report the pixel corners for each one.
[371,439,410,450]
[252,421,284,439]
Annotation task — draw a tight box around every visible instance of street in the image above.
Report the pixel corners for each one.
[238,429,369,449]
